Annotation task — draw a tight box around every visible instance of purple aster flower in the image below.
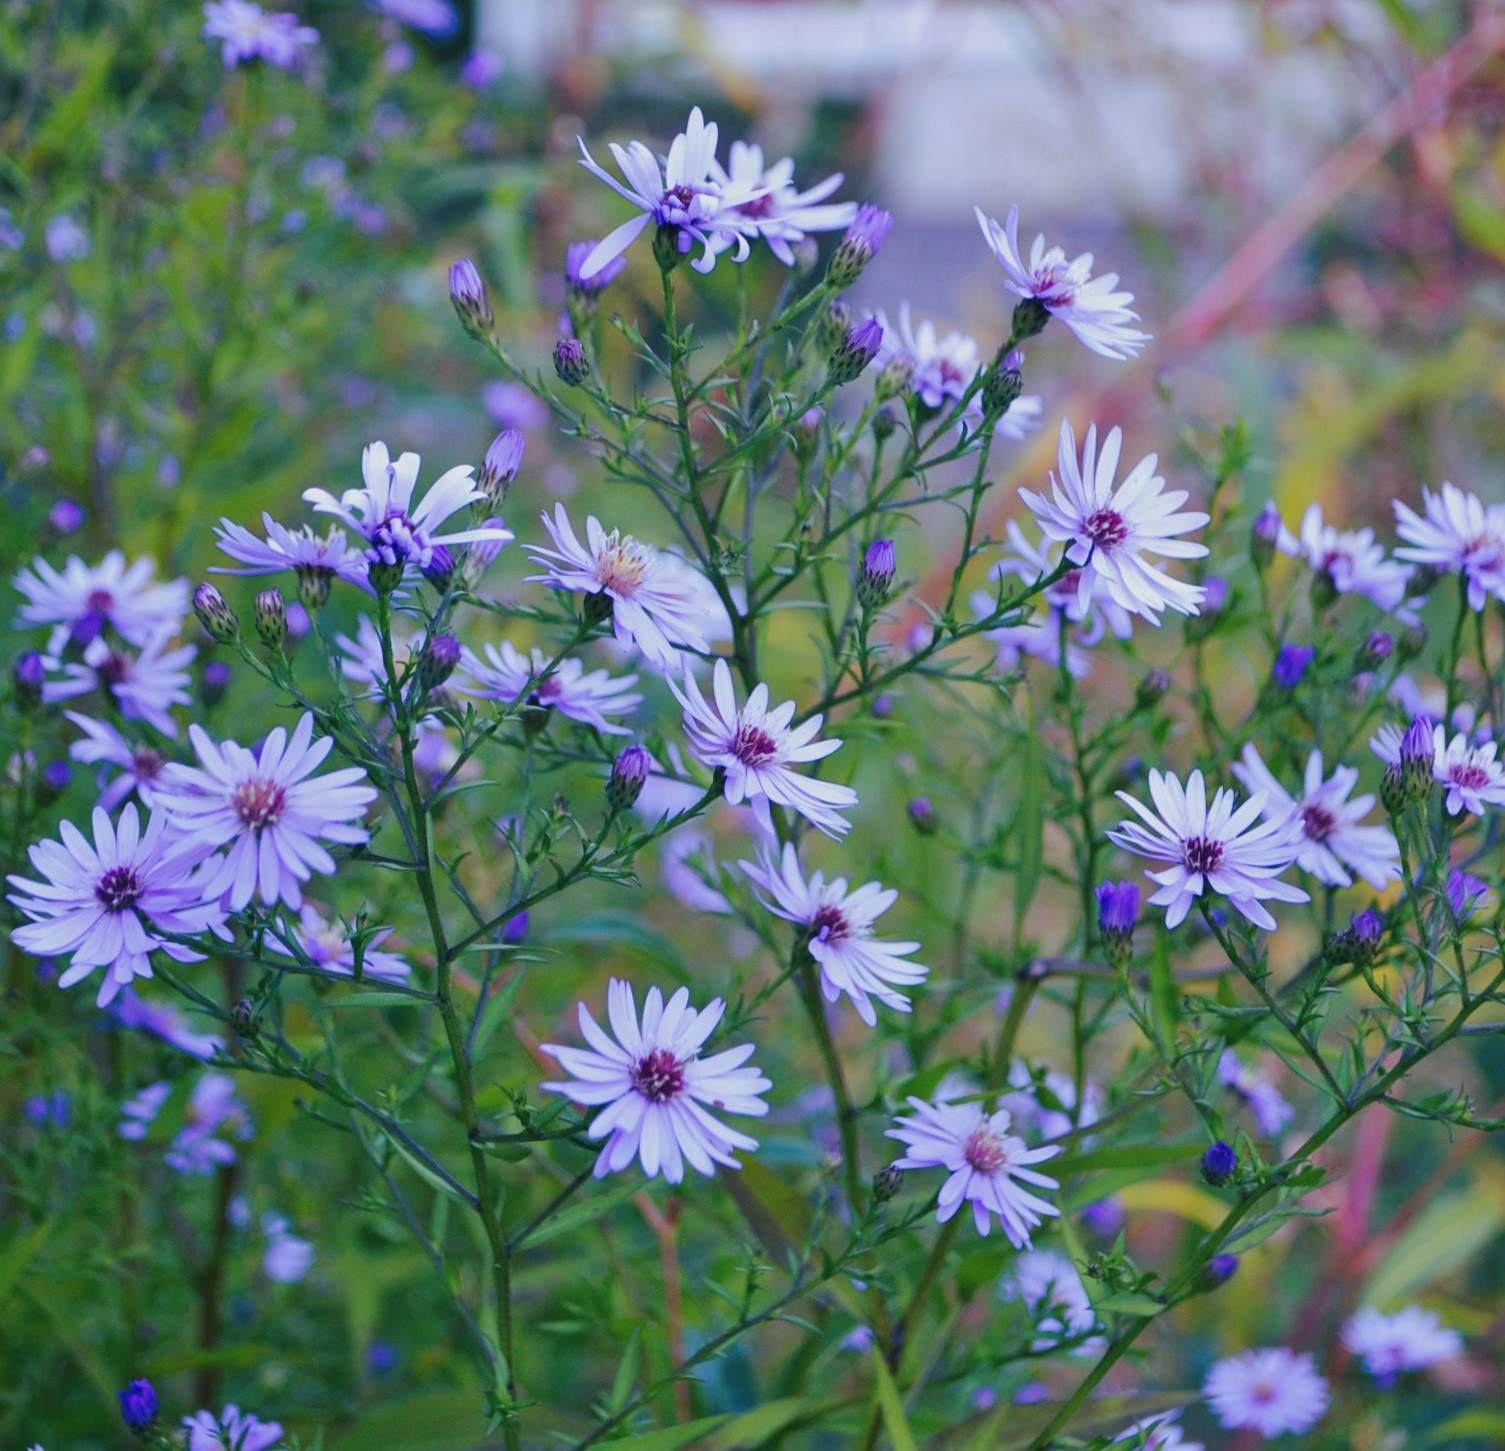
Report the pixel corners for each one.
[48,498,85,534]
[1217,1049,1295,1137]
[1431,724,1505,816]
[303,442,512,587]
[1002,1248,1103,1355]
[166,1072,252,1175]
[119,1081,171,1140]
[110,987,224,1060]
[541,979,772,1183]
[44,631,196,737]
[183,1405,283,1451]
[14,550,188,654]
[575,107,764,278]
[1203,1346,1329,1436]
[118,1379,159,1434]
[1447,867,1490,920]
[1271,643,1315,689]
[267,902,410,982]
[1277,503,1413,614]
[1112,1413,1202,1451]
[375,0,457,35]
[460,47,504,88]
[740,842,927,1025]
[211,514,369,603]
[156,714,376,912]
[46,214,90,262]
[1108,769,1310,930]
[975,204,1151,359]
[672,658,858,839]
[1394,482,1505,611]
[999,1062,1101,1143]
[64,712,170,811]
[203,0,318,69]
[1342,1305,1461,1383]
[708,141,855,267]
[482,380,549,430]
[886,1097,1060,1243]
[456,640,641,735]
[565,240,627,298]
[828,203,893,285]
[8,805,226,1006]
[261,1211,314,1283]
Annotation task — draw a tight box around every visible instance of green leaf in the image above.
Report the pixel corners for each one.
[326,1391,485,1451]
[1148,930,1180,1050]
[1362,1170,1505,1308]
[597,1415,735,1451]
[1422,1408,1505,1446]
[1091,1292,1166,1317]
[720,1156,812,1261]
[471,971,526,1060]
[327,991,423,1009]
[868,1346,919,1451]
[517,1180,641,1250]
[0,1219,53,1309]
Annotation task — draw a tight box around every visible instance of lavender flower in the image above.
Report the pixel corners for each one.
[1341,1305,1461,1382]
[156,714,376,912]
[1203,1346,1329,1436]
[565,240,627,299]
[166,1073,253,1175]
[202,0,318,69]
[455,641,641,735]
[8,805,226,1006]
[261,1212,315,1283]
[1003,1249,1102,1354]
[1217,1050,1295,1137]
[119,1082,171,1141]
[212,515,369,603]
[1431,725,1505,816]
[183,1406,283,1451]
[1271,643,1315,689]
[1277,502,1413,614]
[1447,867,1490,920]
[1112,1412,1202,1451]
[1394,482,1505,611]
[44,632,196,737]
[110,987,224,1060]
[376,0,457,36]
[541,980,771,1183]
[14,550,188,654]
[709,141,856,266]
[267,903,410,982]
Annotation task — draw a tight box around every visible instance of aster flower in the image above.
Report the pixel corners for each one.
[14,549,188,654]
[1430,725,1505,816]
[8,805,225,1006]
[527,505,721,670]
[672,659,857,839]
[1113,1413,1202,1450]
[267,902,410,982]
[999,1062,1102,1143]
[166,1072,253,1175]
[974,204,1150,359]
[1003,1248,1103,1354]
[660,828,733,915]
[565,239,627,298]
[156,714,376,912]
[1108,769,1310,930]
[1277,502,1413,614]
[183,1405,283,1451]
[261,1211,315,1283]
[65,712,170,810]
[887,1097,1060,1243]
[971,591,1092,679]
[1232,745,1400,890]
[202,0,317,68]
[376,0,457,36]
[212,513,369,601]
[110,987,224,1060]
[575,106,764,278]
[1020,421,1208,625]
[996,520,1136,643]
[1217,1050,1295,1137]
[708,140,855,265]
[119,1082,171,1140]
[1447,867,1491,921]
[1203,1346,1329,1437]
[1342,1304,1461,1382]
[303,441,511,584]
[456,641,641,735]
[334,616,455,776]
[541,980,771,1183]
[1394,482,1505,611]
[44,631,195,737]
[740,842,927,1026]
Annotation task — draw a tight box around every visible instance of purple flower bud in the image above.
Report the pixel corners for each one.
[817,299,851,354]
[872,1162,903,1203]
[68,610,104,651]
[1207,1253,1239,1285]
[907,797,937,836]
[1447,868,1489,923]
[1200,1141,1237,1187]
[871,693,893,719]
[502,910,529,946]
[1135,667,1171,710]
[420,543,455,592]
[827,204,893,288]
[1357,631,1392,669]
[1380,762,1407,819]
[829,319,884,386]
[1398,621,1428,661]
[460,48,503,89]
[1096,880,1139,969]
[607,744,652,813]
[118,1378,159,1436]
[417,634,460,693]
[1400,715,1435,801]
[553,336,589,387]
[857,539,896,610]
[1251,501,1281,571]
[460,525,508,591]
[1348,908,1383,967]
[193,581,239,644]
[449,258,493,340]
[40,759,72,798]
[47,497,84,534]
[201,660,232,707]
[981,346,1024,416]
[1080,1198,1124,1237]
[565,239,626,300]
[1271,643,1314,690]
[254,589,287,649]
[13,650,45,711]
[479,428,525,507]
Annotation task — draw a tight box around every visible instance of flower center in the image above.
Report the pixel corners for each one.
[232,777,288,829]
[1449,762,1490,790]
[737,191,777,219]
[1084,508,1129,551]
[96,650,131,687]
[1182,835,1225,874]
[1300,802,1336,840]
[1250,1378,1276,1405]
[85,588,114,613]
[810,903,850,945]
[662,183,698,211]
[95,865,143,912]
[132,747,164,781]
[596,535,649,596]
[732,724,779,768]
[963,1126,1009,1176]
[370,512,430,568]
[630,1048,686,1103]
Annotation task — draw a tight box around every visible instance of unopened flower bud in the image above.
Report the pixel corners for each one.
[607,744,651,813]
[981,347,1024,417]
[1135,667,1171,710]
[553,336,589,387]
[200,660,232,708]
[1271,644,1314,691]
[1251,501,1281,572]
[826,204,892,289]
[872,1162,904,1203]
[874,350,914,402]
[39,759,71,801]
[1200,1141,1237,1187]
[1398,621,1427,661]
[13,650,45,711]
[856,539,896,610]
[871,405,897,441]
[231,997,258,1037]
[254,589,287,649]
[1206,1253,1239,1286]
[1405,563,1440,599]
[1349,908,1382,968]
[1011,295,1051,342]
[118,1378,159,1439]
[792,406,823,457]
[295,563,334,610]
[816,299,851,355]
[479,428,524,507]
[1400,715,1434,802]
[829,319,884,387]
[503,910,530,945]
[1357,631,1392,670]
[368,559,404,595]
[421,544,455,592]
[1380,762,1407,819]
[907,796,937,836]
[193,582,239,643]
[1096,881,1139,970]
[1310,568,1338,612]
[449,258,493,341]
[417,634,460,693]
[460,528,507,591]
[652,222,688,274]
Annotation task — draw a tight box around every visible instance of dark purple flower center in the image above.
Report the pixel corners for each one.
[663,184,697,210]
[737,191,777,219]
[1300,803,1336,840]
[1084,508,1129,551]
[1182,835,1225,874]
[96,650,130,687]
[810,904,850,945]
[85,588,114,613]
[370,512,429,567]
[963,1126,1009,1175]
[1448,763,1490,789]
[630,1048,686,1103]
[232,777,287,829]
[95,865,143,912]
[732,724,779,768]
[132,747,165,781]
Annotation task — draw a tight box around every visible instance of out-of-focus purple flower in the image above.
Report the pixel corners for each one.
[267,902,411,982]
[14,549,188,655]
[1342,1304,1462,1383]
[1204,1347,1329,1436]
[23,1090,70,1128]
[0,207,22,252]
[565,239,627,300]
[382,41,414,72]
[1271,643,1315,690]
[461,48,504,87]
[1447,868,1490,921]
[262,1212,314,1282]
[202,0,318,69]
[200,660,232,707]
[165,1072,253,1176]
[502,910,529,945]
[45,214,90,262]
[1200,1141,1237,1186]
[367,1341,398,1377]
[1080,1198,1124,1236]
[39,759,72,797]
[483,380,549,430]
[183,1405,282,1451]
[48,498,85,534]
[110,987,224,1060]
[1208,1253,1239,1285]
[1217,1050,1295,1137]
[376,0,458,35]
[118,1379,159,1435]
[13,651,45,711]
